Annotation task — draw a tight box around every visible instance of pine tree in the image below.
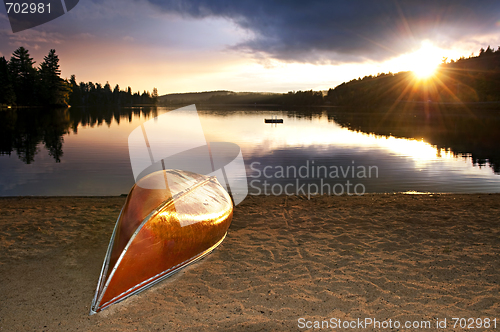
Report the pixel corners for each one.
[113,84,121,105]
[9,47,37,105]
[68,74,81,105]
[151,87,158,105]
[0,56,16,105]
[141,90,151,104]
[103,81,112,104]
[39,49,70,105]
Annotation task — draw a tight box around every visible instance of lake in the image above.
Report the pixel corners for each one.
[1,105,499,196]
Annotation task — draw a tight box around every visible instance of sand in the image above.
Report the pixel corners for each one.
[0,194,499,331]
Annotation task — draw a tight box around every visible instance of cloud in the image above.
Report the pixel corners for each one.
[0,28,65,60]
[8,30,63,44]
[145,0,500,63]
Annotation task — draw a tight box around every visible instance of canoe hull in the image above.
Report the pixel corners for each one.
[90,170,233,314]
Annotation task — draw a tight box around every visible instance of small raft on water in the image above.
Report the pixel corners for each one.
[90,170,233,314]
[264,118,283,124]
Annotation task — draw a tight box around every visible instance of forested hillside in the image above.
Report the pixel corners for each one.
[325,46,500,107]
[0,47,158,107]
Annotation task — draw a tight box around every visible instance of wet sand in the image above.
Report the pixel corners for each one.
[0,194,499,331]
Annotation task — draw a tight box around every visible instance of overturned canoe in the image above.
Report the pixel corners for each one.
[90,170,233,314]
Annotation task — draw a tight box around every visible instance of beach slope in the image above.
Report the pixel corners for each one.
[0,194,499,331]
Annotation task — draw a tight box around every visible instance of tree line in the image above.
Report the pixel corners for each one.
[325,46,500,107]
[0,47,158,107]
[3,45,499,108]
[0,47,69,106]
[68,76,158,106]
[205,90,324,106]
[184,46,500,108]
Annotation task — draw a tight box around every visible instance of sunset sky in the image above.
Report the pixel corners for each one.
[1,0,499,95]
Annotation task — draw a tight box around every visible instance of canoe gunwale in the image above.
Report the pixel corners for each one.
[90,205,124,315]
[92,194,169,312]
[90,174,225,314]
[95,232,226,313]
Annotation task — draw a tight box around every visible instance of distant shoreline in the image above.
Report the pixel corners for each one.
[1,192,500,199]
[4,100,500,110]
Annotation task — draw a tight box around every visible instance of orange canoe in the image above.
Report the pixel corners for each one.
[90,170,233,314]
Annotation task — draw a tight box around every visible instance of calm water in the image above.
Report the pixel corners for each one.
[1,105,499,196]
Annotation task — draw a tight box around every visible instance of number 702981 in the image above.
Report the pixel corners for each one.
[5,2,51,14]
[452,318,497,329]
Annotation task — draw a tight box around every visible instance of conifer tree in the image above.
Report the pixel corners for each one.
[68,75,81,105]
[0,56,16,105]
[39,49,70,105]
[9,47,37,105]
[151,87,158,105]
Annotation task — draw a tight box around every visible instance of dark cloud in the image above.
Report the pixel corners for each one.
[146,0,500,63]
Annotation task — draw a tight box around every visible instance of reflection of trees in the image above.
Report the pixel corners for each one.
[284,108,325,120]
[0,110,16,156]
[42,110,70,162]
[4,105,500,175]
[0,108,71,163]
[68,106,158,133]
[0,107,161,164]
[326,106,500,174]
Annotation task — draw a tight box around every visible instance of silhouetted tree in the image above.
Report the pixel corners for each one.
[38,49,70,105]
[151,87,158,105]
[0,56,16,105]
[9,47,37,105]
[113,84,121,105]
[68,75,81,105]
[66,79,155,106]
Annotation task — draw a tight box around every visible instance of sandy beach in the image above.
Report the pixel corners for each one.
[0,194,499,331]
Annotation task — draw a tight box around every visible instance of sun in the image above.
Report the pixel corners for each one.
[410,41,442,79]
[412,59,438,78]
[381,40,446,79]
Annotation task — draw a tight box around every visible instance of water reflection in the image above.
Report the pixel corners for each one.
[195,109,500,194]
[0,105,499,195]
[0,106,160,164]
[68,106,160,131]
[327,107,500,173]
[0,108,71,163]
